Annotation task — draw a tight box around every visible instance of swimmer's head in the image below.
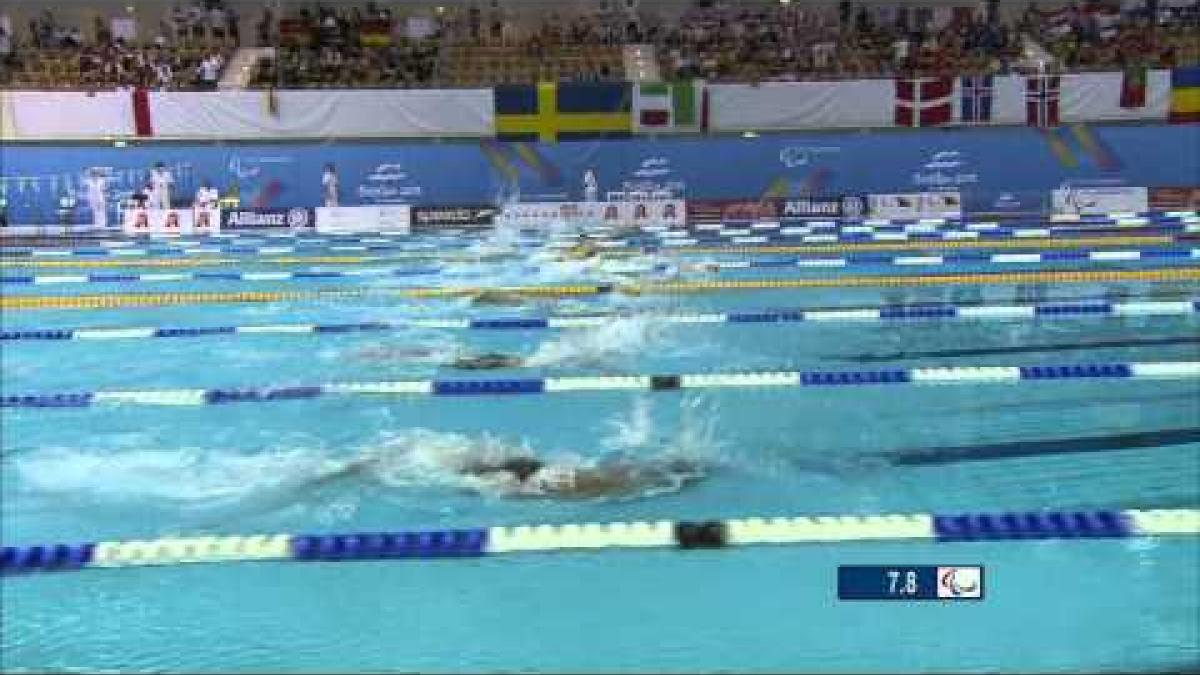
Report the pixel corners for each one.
[498,456,544,481]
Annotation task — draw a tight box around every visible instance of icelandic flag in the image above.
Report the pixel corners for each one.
[960,74,994,123]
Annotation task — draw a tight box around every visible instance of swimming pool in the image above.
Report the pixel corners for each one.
[2,218,1198,673]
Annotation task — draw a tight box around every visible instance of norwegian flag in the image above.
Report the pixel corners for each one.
[1026,74,1061,128]
[895,77,954,127]
[960,74,994,123]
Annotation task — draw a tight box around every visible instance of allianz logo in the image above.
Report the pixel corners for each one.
[226,211,286,226]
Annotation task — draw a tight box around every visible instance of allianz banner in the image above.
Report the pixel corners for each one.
[779,195,867,220]
[411,205,498,230]
[221,207,314,230]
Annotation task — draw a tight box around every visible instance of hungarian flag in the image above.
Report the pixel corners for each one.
[960,74,993,123]
[1026,74,1060,127]
[1120,63,1148,109]
[895,77,953,127]
[633,80,704,132]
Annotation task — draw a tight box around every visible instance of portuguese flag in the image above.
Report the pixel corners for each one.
[1120,62,1148,109]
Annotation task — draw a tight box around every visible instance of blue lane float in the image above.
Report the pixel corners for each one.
[2,298,1197,342]
[2,508,1196,576]
[1,361,1197,410]
[2,248,1198,286]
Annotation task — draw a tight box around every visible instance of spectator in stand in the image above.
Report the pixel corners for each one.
[198,51,222,88]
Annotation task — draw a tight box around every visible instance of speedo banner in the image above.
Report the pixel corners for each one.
[411,205,498,230]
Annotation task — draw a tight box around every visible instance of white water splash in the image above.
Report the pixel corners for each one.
[524,315,668,368]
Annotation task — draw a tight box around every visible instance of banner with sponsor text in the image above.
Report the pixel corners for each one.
[221,207,314,230]
[315,205,411,234]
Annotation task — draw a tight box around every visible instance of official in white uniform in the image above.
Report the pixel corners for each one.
[84,168,109,228]
[583,168,598,202]
[322,163,340,207]
[150,162,174,209]
[194,180,219,208]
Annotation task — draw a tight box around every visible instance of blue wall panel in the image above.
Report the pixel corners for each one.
[1,124,1195,223]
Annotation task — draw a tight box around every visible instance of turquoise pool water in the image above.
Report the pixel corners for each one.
[2,230,1198,673]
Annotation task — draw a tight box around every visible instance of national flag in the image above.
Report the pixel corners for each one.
[960,74,993,123]
[1026,74,1060,128]
[895,77,953,127]
[494,82,632,142]
[1120,63,1148,109]
[633,80,704,133]
[1169,65,1200,124]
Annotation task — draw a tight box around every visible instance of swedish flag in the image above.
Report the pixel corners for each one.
[495,82,632,142]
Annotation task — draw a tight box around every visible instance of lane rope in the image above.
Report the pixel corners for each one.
[5,267,1198,311]
[3,234,1193,262]
[2,247,1198,287]
[4,298,1197,342]
[2,361,1197,408]
[3,508,1197,576]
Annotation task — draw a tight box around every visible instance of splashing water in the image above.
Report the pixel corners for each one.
[524,315,669,368]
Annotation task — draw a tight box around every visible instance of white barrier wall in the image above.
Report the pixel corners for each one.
[148,89,495,138]
[0,71,1175,140]
[3,91,135,139]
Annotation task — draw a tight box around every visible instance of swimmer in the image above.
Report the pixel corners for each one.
[564,235,599,260]
[354,345,441,361]
[460,454,707,500]
[468,289,531,306]
[450,352,525,370]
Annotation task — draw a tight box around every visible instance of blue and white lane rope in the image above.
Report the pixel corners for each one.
[3,508,1197,576]
[4,249,1198,285]
[4,222,1198,258]
[3,362,1197,409]
[4,299,1197,343]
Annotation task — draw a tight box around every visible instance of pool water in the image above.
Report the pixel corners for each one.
[2,229,1198,673]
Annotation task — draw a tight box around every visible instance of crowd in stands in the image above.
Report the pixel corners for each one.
[1028,1,1200,69]
[1,5,231,89]
[652,1,1025,81]
[2,1,1198,90]
[249,2,438,87]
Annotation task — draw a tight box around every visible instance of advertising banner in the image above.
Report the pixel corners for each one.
[867,191,963,219]
[412,205,498,230]
[121,208,220,236]
[1051,186,1148,215]
[686,200,724,224]
[315,205,411,234]
[221,207,314,230]
[1148,186,1200,210]
[500,200,685,228]
[718,200,780,223]
[780,195,867,220]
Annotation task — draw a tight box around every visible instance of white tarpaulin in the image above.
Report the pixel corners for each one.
[149,89,494,138]
[7,91,135,138]
[1059,70,1171,123]
[316,205,411,234]
[709,81,893,130]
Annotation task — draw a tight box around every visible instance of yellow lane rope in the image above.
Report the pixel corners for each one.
[4,267,1197,311]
